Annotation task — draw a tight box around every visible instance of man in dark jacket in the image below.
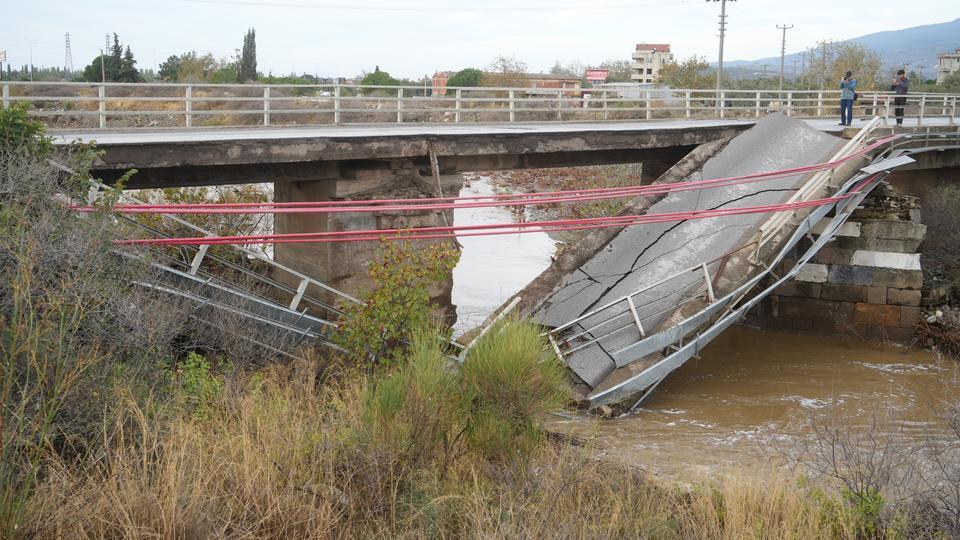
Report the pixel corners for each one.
[891,69,909,126]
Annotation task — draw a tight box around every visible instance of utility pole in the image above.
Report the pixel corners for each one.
[776,24,794,92]
[100,49,106,83]
[707,0,736,93]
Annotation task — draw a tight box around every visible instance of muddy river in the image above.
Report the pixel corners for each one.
[450,176,960,477]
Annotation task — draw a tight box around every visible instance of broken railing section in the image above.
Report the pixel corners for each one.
[79,175,362,316]
[543,121,939,410]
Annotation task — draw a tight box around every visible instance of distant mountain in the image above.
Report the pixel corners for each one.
[722,18,960,80]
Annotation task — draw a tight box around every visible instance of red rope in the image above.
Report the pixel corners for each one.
[117,195,851,246]
[86,136,896,216]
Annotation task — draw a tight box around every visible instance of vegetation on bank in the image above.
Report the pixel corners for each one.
[4,108,960,538]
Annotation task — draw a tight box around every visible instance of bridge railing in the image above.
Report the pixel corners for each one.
[3,81,958,129]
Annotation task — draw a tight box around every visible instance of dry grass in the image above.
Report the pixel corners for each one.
[13,352,868,540]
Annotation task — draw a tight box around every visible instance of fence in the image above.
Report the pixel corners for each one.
[4,81,959,129]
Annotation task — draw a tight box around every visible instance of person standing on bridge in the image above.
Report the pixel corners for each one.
[839,71,857,126]
[891,70,910,126]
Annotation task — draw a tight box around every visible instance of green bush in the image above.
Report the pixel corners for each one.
[462,318,568,460]
[0,104,52,156]
[336,240,459,367]
[359,332,469,466]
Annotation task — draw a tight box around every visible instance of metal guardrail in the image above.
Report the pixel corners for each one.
[5,81,959,129]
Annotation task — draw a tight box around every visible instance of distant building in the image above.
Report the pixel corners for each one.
[524,73,582,94]
[936,49,960,84]
[631,43,673,84]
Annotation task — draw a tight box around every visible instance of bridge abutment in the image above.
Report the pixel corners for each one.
[745,184,938,341]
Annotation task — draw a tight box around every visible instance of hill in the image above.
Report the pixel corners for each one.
[723,17,960,80]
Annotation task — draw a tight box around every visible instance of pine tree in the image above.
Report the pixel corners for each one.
[237,28,257,82]
[119,46,142,82]
[106,33,122,82]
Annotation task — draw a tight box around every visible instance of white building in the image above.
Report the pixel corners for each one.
[937,49,960,84]
[631,43,673,83]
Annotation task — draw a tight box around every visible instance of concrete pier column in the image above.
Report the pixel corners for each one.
[274,160,461,316]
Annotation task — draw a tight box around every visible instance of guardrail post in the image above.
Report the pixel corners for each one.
[918,93,926,126]
[509,90,515,122]
[602,90,609,120]
[98,84,106,128]
[755,91,761,118]
[871,93,877,117]
[786,91,793,117]
[557,90,562,121]
[816,91,823,117]
[625,296,646,338]
[184,85,192,127]
[685,90,691,119]
[1,84,8,109]
[718,91,725,119]
[645,90,652,120]
[396,87,403,123]
[701,262,716,303]
[455,88,462,123]
[263,86,271,126]
[951,96,957,125]
[188,244,209,276]
[334,85,341,124]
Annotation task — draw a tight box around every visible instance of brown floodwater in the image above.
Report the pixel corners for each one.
[548,325,960,478]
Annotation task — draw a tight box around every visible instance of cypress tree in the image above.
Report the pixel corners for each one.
[238,28,257,82]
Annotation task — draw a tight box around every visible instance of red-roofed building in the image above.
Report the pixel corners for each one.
[631,43,673,83]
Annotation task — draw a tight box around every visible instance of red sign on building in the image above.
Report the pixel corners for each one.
[585,69,609,82]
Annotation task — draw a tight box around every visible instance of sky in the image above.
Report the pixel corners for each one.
[7,0,959,79]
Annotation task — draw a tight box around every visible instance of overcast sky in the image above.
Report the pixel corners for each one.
[8,0,959,79]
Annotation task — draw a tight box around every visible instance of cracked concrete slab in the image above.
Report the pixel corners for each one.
[535,114,843,388]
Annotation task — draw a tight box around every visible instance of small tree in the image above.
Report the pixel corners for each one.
[600,59,633,82]
[656,56,716,89]
[118,46,142,83]
[81,55,110,82]
[446,68,482,88]
[482,55,528,87]
[360,66,399,87]
[806,41,882,90]
[158,55,181,81]
[237,28,257,83]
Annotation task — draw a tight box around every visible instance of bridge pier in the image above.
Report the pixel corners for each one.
[273,160,461,313]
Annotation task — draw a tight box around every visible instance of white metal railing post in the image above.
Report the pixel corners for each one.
[755,91,761,118]
[98,84,106,128]
[645,90,651,120]
[509,90,515,122]
[289,278,309,311]
[817,91,823,117]
[557,89,562,121]
[884,95,891,120]
[701,262,716,303]
[188,244,209,276]
[951,96,957,125]
[786,91,793,117]
[397,87,403,123]
[685,91,691,119]
[263,86,271,126]
[625,296,646,338]
[455,88,462,123]
[602,90,609,120]
[334,85,341,124]
[918,94,926,126]
[719,91,725,119]
[1,84,8,109]
[184,85,192,127]
[871,93,877,117]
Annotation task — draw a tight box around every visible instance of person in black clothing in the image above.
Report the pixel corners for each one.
[891,69,909,126]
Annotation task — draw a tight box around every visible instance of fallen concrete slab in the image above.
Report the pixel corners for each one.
[533,114,844,388]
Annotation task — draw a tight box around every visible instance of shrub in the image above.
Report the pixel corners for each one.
[336,240,459,367]
[0,104,52,157]
[461,318,568,460]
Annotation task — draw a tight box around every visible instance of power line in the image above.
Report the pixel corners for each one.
[175,0,695,12]
[776,24,794,92]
